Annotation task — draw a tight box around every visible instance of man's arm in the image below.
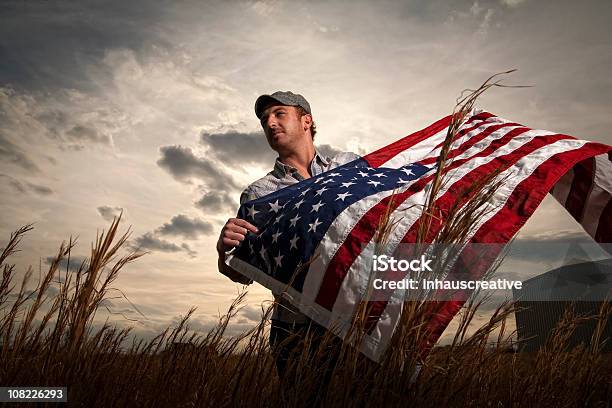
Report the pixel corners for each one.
[217,251,252,285]
[218,185,259,284]
[216,217,257,285]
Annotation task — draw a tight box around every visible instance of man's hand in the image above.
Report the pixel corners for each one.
[217,218,259,253]
[217,218,258,285]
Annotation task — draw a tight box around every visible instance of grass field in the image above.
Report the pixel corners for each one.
[1,219,610,407]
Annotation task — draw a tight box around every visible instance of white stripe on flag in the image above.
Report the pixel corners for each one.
[380,116,496,168]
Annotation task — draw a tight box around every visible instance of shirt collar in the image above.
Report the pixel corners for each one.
[272,149,329,178]
[315,149,330,166]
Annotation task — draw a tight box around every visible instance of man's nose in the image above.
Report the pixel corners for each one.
[266,115,278,128]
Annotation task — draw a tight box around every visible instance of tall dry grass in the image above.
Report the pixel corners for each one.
[1,73,610,406]
[1,210,610,407]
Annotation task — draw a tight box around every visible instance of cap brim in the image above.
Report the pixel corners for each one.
[255,95,282,119]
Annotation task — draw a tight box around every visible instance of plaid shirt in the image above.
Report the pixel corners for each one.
[240,149,359,323]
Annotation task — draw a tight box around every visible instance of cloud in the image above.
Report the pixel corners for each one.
[45,255,89,273]
[477,8,495,36]
[122,309,261,345]
[512,229,594,244]
[155,214,214,239]
[194,191,236,214]
[0,173,53,196]
[0,132,40,172]
[248,0,284,17]
[200,130,275,167]
[26,183,53,196]
[0,1,167,91]
[65,124,111,146]
[157,145,239,190]
[200,130,350,172]
[131,232,197,257]
[470,1,484,16]
[316,143,343,159]
[239,304,265,323]
[445,1,497,36]
[505,230,609,264]
[97,205,124,222]
[199,130,347,171]
[1,87,118,156]
[500,0,527,7]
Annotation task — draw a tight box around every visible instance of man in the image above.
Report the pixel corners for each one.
[216,91,358,376]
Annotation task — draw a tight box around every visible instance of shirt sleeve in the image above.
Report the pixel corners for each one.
[330,151,361,168]
[239,186,258,205]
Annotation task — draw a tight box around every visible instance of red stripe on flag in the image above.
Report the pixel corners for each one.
[564,157,595,223]
[421,123,523,166]
[595,197,612,243]
[363,111,497,168]
[431,117,505,150]
[363,115,452,168]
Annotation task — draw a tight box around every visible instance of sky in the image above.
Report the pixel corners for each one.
[1,0,611,344]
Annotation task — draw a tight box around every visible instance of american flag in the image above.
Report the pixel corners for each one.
[227,109,612,361]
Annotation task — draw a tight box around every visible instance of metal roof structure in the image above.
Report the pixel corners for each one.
[513,258,612,352]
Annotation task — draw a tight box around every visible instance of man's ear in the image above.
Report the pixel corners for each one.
[302,114,312,131]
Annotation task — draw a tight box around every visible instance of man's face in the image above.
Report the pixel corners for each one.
[259,103,311,153]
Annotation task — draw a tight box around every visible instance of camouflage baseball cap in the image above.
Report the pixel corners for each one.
[254,91,311,119]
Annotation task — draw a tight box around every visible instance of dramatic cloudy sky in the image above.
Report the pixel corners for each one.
[1,0,611,343]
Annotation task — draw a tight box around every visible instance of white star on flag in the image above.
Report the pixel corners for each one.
[274,252,283,267]
[336,192,352,201]
[247,205,259,219]
[269,200,282,213]
[308,218,322,233]
[289,235,299,250]
[289,214,301,227]
[294,199,305,209]
[311,201,325,212]
[315,187,329,196]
